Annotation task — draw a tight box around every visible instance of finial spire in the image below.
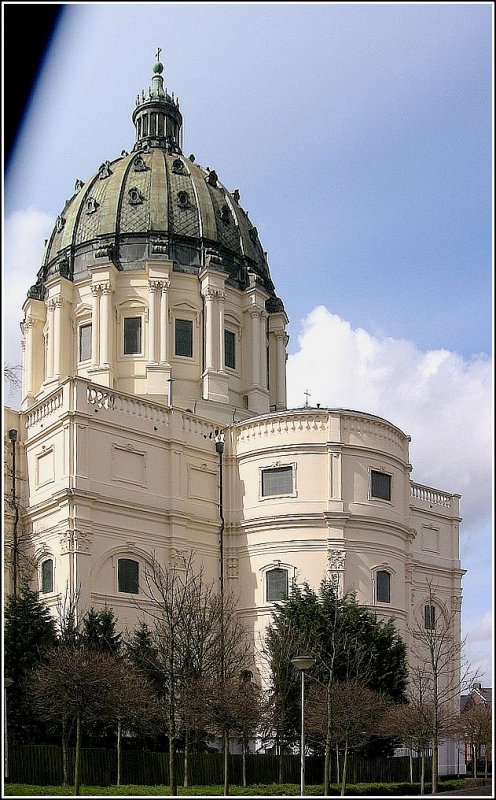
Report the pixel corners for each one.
[156,46,162,62]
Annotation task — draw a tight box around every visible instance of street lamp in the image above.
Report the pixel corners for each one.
[4,676,13,779]
[291,655,315,796]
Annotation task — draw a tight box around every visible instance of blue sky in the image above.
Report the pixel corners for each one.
[3,3,493,682]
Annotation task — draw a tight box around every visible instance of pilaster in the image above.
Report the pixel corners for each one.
[268,309,289,412]
[243,284,271,414]
[21,298,46,409]
[200,268,229,405]
[87,264,118,387]
[146,262,172,397]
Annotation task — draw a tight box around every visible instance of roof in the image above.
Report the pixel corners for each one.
[460,685,492,711]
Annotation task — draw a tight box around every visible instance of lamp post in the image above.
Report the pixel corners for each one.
[291,655,315,796]
[4,676,13,779]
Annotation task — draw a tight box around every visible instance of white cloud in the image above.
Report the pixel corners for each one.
[465,610,492,644]
[3,208,54,406]
[287,306,493,531]
[3,210,54,358]
[464,611,493,685]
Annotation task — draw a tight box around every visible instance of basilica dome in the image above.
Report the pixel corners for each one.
[29,56,283,313]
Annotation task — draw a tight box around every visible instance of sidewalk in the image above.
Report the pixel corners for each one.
[427,784,493,796]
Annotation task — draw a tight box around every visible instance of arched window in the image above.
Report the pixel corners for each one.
[40,558,54,594]
[266,568,288,602]
[376,570,391,603]
[118,558,139,594]
[424,604,436,629]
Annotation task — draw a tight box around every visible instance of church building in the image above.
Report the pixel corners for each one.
[5,54,464,772]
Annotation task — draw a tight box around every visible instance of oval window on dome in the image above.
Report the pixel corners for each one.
[177,191,190,209]
[172,158,185,174]
[86,197,99,215]
[128,187,144,206]
[133,155,147,172]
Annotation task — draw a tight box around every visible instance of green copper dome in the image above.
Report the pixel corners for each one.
[28,54,283,312]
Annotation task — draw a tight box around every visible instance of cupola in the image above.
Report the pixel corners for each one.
[132,48,183,153]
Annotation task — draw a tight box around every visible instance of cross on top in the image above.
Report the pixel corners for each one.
[304,389,311,408]
[156,46,162,62]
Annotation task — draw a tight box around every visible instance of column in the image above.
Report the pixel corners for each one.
[22,317,34,398]
[205,289,216,371]
[52,297,63,377]
[148,280,158,363]
[46,300,55,379]
[276,330,286,409]
[218,290,226,372]
[251,308,261,386]
[159,279,170,364]
[259,311,267,388]
[100,283,111,366]
[90,285,101,367]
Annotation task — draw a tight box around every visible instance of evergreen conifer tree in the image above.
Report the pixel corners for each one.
[4,586,58,742]
[81,606,122,654]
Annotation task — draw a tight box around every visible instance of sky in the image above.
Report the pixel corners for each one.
[2,3,493,684]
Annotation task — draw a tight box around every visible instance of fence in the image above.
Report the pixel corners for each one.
[8,744,431,787]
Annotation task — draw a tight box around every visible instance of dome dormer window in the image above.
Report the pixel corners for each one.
[177,190,190,209]
[220,205,231,225]
[128,187,145,206]
[133,155,147,172]
[98,160,112,180]
[86,197,99,215]
[172,158,186,174]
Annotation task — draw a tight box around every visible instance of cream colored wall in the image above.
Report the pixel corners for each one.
[21,263,288,421]
[8,379,463,693]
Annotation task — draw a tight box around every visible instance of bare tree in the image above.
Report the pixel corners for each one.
[381,700,433,793]
[3,425,36,596]
[410,581,480,793]
[307,680,389,796]
[4,363,22,390]
[29,646,125,795]
[231,675,263,788]
[200,590,254,796]
[451,704,492,780]
[103,657,160,787]
[136,553,251,794]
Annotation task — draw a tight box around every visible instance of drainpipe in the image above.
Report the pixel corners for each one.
[214,429,225,681]
[8,429,19,597]
[214,430,225,601]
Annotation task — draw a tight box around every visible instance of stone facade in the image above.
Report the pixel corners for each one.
[4,53,465,775]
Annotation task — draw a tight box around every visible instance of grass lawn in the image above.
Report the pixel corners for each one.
[3,779,468,796]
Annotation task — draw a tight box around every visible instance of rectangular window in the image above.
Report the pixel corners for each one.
[225,329,236,369]
[118,559,139,594]
[371,470,391,501]
[424,604,436,629]
[41,559,54,594]
[262,466,293,497]
[123,317,142,355]
[376,570,391,603]
[175,318,193,357]
[79,323,92,362]
[267,568,289,602]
